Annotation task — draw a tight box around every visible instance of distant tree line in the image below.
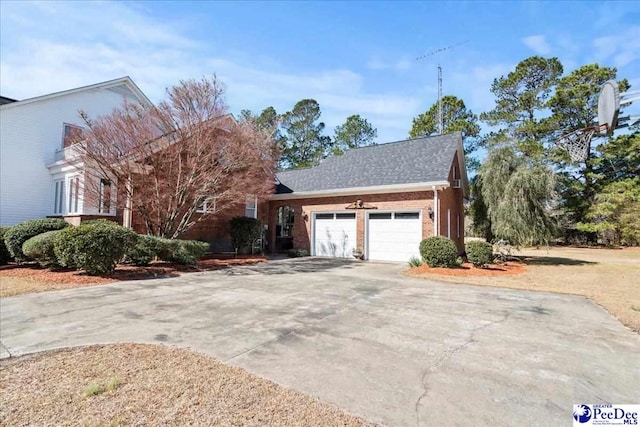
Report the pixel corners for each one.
[240,101,377,170]
[407,56,637,246]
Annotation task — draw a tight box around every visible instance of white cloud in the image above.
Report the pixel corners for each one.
[523,35,552,55]
[0,1,421,141]
[366,56,412,71]
[592,26,640,68]
[449,63,514,113]
[395,59,412,71]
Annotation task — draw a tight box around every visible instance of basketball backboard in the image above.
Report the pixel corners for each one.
[598,80,621,135]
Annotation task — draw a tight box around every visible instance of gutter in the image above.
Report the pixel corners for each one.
[270,180,450,201]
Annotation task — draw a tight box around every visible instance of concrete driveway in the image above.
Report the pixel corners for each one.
[1,258,639,426]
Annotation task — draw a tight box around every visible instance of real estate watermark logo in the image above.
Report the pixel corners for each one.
[574,405,593,423]
[573,404,639,426]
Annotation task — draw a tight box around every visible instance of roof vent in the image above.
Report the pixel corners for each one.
[453,179,462,188]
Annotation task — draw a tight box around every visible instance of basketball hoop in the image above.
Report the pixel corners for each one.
[555,80,623,163]
[555,124,608,163]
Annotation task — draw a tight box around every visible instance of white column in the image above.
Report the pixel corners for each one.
[123,175,133,229]
[447,209,451,239]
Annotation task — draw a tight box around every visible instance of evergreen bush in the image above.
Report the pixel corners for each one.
[3,218,69,263]
[157,239,209,265]
[465,240,494,267]
[230,217,262,253]
[0,226,13,265]
[22,230,64,268]
[54,221,137,275]
[419,236,458,268]
[126,235,164,266]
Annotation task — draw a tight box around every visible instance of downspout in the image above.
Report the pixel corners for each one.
[432,185,439,237]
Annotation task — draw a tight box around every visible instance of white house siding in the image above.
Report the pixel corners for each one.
[0,87,140,226]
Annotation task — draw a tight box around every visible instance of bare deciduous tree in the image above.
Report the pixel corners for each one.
[78,76,276,238]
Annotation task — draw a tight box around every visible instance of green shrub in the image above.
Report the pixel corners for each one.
[465,240,494,268]
[22,230,64,268]
[157,239,209,265]
[230,217,262,253]
[4,218,69,263]
[408,256,424,267]
[54,221,137,275]
[126,235,164,266]
[287,248,309,258]
[419,236,458,268]
[0,226,12,265]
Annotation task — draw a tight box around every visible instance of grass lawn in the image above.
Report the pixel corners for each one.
[406,246,640,332]
[0,344,374,426]
[0,256,265,298]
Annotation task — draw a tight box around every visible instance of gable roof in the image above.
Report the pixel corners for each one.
[0,76,151,110]
[274,132,467,199]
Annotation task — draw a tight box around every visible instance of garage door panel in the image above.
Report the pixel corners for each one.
[313,214,356,258]
[369,226,419,237]
[367,212,421,262]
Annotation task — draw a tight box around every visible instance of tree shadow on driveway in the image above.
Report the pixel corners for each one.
[523,256,596,266]
[222,257,359,275]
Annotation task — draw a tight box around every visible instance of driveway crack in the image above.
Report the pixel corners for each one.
[0,339,13,358]
[414,310,511,426]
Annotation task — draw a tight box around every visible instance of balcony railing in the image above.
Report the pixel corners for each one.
[54,144,83,162]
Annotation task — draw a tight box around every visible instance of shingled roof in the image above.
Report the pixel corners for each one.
[275,132,465,196]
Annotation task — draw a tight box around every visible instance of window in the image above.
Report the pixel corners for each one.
[336,213,356,219]
[67,176,80,214]
[369,213,392,220]
[63,124,84,148]
[196,196,216,213]
[53,180,64,215]
[98,179,111,214]
[276,206,295,237]
[245,196,257,218]
[316,213,334,220]
[395,212,419,219]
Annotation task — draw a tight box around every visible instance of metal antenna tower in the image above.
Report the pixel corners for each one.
[416,42,466,135]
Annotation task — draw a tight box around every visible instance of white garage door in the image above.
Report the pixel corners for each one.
[313,212,357,258]
[367,211,422,262]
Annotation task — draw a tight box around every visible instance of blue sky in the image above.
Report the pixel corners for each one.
[1,1,639,143]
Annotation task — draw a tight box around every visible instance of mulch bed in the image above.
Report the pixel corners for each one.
[408,261,526,277]
[0,255,266,286]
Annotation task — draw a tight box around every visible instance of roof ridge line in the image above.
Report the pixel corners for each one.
[347,131,460,152]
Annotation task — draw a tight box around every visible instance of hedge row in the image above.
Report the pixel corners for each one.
[127,235,208,266]
[418,238,495,269]
[4,218,209,275]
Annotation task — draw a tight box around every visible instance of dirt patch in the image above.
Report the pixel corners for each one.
[0,256,266,298]
[406,247,640,332]
[0,343,374,426]
[408,261,525,277]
